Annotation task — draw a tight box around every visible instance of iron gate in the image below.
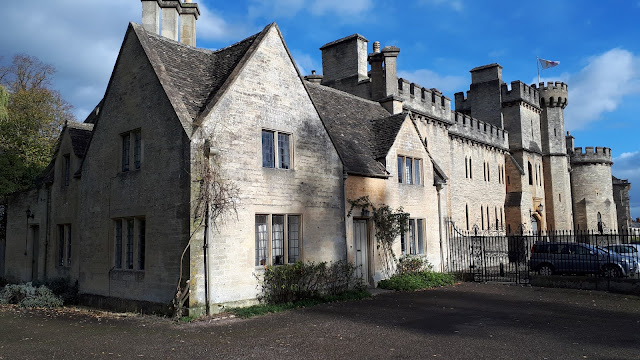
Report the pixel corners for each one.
[447,222,532,283]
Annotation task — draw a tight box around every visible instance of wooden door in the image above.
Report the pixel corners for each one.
[353,220,368,285]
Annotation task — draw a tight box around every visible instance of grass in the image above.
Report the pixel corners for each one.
[377,271,456,292]
[227,290,371,318]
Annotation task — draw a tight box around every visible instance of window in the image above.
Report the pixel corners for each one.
[528,162,533,185]
[262,130,291,169]
[465,157,468,178]
[113,217,146,271]
[469,158,473,179]
[121,129,142,172]
[122,133,130,172]
[255,214,301,266]
[397,156,422,185]
[63,154,70,187]
[57,224,71,267]
[401,218,425,255]
[466,204,470,231]
[134,131,142,169]
[481,206,484,230]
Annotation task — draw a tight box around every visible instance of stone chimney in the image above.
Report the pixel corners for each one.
[565,131,575,154]
[161,1,180,41]
[180,0,200,46]
[141,0,161,34]
[141,1,200,46]
[382,46,400,97]
[304,70,323,84]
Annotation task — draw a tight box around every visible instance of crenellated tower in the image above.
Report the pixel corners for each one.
[536,82,573,230]
[569,146,618,232]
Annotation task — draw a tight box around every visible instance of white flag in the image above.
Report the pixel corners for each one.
[539,58,560,70]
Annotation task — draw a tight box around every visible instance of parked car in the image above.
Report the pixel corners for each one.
[529,242,637,277]
[603,244,640,274]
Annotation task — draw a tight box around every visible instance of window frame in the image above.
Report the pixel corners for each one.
[397,155,423,185]
[113,216,146,271]
[401,218,426,255]
[121,129,142,173]
[262,129,293,170]
[57,224,72,267]
[255,214,302,266]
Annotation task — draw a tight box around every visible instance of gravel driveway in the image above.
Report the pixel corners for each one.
[1,283,639,359]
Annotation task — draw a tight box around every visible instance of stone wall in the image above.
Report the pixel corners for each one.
[197,26,345,310]
[345,117,440,284]
[571,162,618,231]
[77,29,191,306]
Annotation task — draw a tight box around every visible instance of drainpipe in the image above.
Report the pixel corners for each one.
[436,183,445,272]
[203,202,210,315]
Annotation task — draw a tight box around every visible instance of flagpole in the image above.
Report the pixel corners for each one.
[536,56,540,85]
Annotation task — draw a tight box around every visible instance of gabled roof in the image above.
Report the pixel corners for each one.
[371,113,408,159]
[306,82,392,177]
[129,22,270,132]
[67,123,94,158]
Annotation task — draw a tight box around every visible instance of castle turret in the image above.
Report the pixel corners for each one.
[570,147,618,232]
[536,81,573,230]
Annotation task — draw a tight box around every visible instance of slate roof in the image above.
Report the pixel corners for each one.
[67,123,94,158]
[132,23,261,121]
[306,82,408,177]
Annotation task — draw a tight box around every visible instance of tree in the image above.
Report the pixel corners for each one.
[0,55,76,241]
[0,54,75,200]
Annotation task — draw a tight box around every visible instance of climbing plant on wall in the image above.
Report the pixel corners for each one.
[347,196,409,276]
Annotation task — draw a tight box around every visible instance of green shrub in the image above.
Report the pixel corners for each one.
[396,256,432,275]
[258,260,363,305]
[378,271,456,291]
[0,282,63,308]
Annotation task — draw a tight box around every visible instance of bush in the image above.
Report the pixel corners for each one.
[258,260,363,305]
[378,271,456,292]
[0,282,63,308]
[396,256,432,275]
[34,277,78,305]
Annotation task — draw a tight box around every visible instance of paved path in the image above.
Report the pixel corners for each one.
[1,283,640,359]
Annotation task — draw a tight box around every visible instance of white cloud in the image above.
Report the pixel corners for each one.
[290,50,320,77]
[418,0,464,12]
[198,3,257,41]
[613,151,640,218]
[561,48,640,130]
[397,69,467,94]
[248,0,372,19]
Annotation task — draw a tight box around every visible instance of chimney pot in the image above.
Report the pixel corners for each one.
[373,41,381,54]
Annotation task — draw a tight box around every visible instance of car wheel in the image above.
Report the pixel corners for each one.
[602,265,622,278]
[538,264,554,276]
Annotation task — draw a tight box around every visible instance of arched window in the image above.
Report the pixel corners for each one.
[500,208,503,229]
[495,207,499,229]
[528,162,533,185]
[486,206,490,229]
[469,158,473,179]
[487,162,490,182]
[481,206,484,230]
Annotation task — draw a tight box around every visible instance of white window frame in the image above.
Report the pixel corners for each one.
[397,155,422,185]
[255,214,302,266]
[261,129,292,170]
[401,218,426,255]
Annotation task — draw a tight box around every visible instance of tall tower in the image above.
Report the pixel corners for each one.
[537,82,573,230]
[569,146,618,232]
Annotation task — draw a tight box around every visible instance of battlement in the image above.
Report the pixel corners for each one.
[570,146,613,165]
[449,111,509,149]
[397,78,451,119]
[501,81,540,107]
[533,81,568,108]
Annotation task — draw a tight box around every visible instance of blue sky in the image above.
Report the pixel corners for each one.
[1,0,639,218]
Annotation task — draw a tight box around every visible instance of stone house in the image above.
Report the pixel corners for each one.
[2,0,632,313]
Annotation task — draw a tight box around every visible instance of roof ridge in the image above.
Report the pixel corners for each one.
[306,82,387,108]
